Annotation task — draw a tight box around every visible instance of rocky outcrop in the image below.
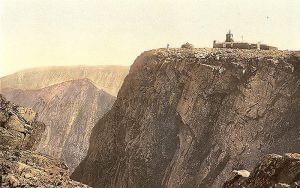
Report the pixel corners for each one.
[72,48,300,188]
[0,146,90,188]
[0,94,45,150]
[0,95,89,187]
[223,153,300,188]
[0,65,129,96]
[2,79,116,172]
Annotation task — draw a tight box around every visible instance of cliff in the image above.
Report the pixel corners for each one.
[0,65,129,96]
[2,79,116,172]
[72,48,300,188]
[0,95,89,187]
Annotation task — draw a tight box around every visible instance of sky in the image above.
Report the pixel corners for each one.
[1,0,300,77]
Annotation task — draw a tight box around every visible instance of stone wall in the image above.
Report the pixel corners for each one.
[213,42,277,50]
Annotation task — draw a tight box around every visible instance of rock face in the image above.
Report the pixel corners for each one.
[0,95,89,187]
[0,94,45,150]
[223,153,300,188]
[2,79,116,172]
[72,48,300,188]
[0,65,129,96]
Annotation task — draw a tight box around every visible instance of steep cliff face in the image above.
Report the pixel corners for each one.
[0,65,129,96]
[2,79,116,172]
[0,95,89,188]
[72,48,300,188]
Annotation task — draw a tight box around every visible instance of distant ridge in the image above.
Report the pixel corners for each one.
[0,65,129,96]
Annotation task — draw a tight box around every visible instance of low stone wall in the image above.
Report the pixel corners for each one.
[213,42,277,50]
[260,44,278,50]
[233,42,250,49]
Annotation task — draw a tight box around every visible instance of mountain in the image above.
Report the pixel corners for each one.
[2,79,116,172]
[0,95,89,187]
[71,48,300,188]
[0,65,129,96]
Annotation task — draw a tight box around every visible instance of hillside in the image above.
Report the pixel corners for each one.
[0,65,129,96]
[71,48,300,188]
[2,79,116,172]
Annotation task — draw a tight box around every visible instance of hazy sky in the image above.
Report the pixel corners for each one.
[1,0,299,77]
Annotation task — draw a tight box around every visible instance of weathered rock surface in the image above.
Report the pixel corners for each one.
[0,94,45,150]
[72,48,300,188]
[0,65,129,96]
[223,153,300,188]
[2,79,116,172]
[0,95,89,187]
[0,146,90,188]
